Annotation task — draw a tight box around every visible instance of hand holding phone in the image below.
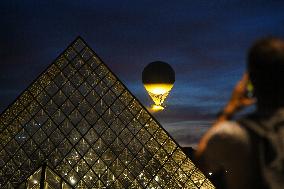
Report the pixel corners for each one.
[217,73,256,121]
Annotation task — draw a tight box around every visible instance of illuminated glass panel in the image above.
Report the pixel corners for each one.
[0,37,214,188]
[18,165,72,189]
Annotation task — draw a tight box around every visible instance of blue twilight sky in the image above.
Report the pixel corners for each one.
[1,0,284,147]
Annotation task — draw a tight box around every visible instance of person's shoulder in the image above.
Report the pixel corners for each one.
[197,120,252,171]
[206,120,251,147]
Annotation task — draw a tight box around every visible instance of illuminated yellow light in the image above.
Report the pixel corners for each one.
[144,83,173,95]
[151,105,164,111]
[144,83,173,109]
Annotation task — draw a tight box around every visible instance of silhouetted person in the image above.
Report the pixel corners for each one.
[196,37,284,189]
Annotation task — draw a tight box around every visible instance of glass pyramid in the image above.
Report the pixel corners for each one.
[0,37,214,189]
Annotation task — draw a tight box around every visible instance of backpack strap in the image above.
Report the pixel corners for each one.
[238,118,267,138]
[237,117,277,164]
[237,118,270,189]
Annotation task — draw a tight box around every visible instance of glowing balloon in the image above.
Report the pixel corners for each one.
[142,61,175,111]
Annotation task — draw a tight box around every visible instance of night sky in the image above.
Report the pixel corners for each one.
[1,0,284,147]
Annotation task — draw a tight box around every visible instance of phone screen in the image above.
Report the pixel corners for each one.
[246,80,254,98]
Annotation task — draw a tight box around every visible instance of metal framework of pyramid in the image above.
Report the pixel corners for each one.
[17,164,73,189]
[0,37,214,189]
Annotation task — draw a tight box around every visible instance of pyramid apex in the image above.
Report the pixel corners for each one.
[74,36,85,43]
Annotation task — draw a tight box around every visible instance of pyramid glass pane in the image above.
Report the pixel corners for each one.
[18,165,72,189]
[0,37,214,188]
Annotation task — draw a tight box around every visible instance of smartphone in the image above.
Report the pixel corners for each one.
[246,80,254,98]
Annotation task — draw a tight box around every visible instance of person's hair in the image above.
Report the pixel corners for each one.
[248,37,284,109]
